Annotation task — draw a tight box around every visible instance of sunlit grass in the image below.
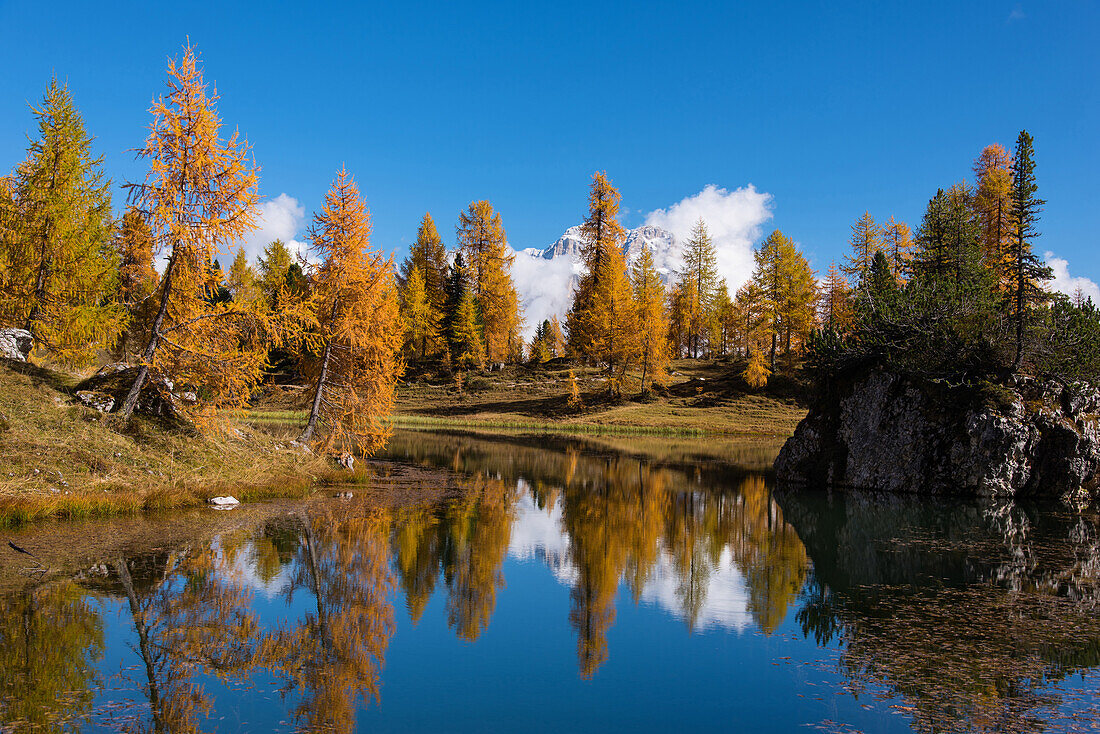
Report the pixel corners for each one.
[244,409,709,436]
[0,363,330,526]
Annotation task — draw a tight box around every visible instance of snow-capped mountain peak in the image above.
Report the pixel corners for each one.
[534,223,681,283]
[511,223,682,339]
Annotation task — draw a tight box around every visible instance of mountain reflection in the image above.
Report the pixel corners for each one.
[1,430,1099,732]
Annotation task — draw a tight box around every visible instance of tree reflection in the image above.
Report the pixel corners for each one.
[110,543,265,733]
[441,475,516,641]
[383,430,811,677]
[268,507,395,733]
[0,581,103,731]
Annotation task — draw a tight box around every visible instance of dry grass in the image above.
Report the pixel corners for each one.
[0,361,330,525]
[379,359,808,436]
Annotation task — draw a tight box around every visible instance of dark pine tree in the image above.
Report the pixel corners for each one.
[1008,130,1052,371]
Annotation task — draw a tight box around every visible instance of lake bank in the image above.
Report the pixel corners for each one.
[255,358,810,437]
[0,356,800,524]
[0,361,331,525]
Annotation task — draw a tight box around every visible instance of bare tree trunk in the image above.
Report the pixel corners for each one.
[300,336,334,444]
[120,252,178,419]
[24,249,50,334]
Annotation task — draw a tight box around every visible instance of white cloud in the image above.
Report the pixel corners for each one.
[643,184,774,292]
[508,184,775,341]
[1008,4,1026,21]
[236,193,309,264]
[1045,251,1100,303]
[510,248,582,340]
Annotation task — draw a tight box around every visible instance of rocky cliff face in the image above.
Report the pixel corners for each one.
[774,371,1100,504]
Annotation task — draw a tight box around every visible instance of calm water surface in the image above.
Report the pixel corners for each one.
[2,429,1099,732]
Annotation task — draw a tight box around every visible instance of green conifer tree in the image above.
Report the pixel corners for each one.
[0,79,123,365]
[1008,130,1052,371]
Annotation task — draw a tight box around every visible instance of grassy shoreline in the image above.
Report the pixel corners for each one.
[248,409,714,436]
[0,361,339,526]
[1,357,806,525]
[254,359,810,437]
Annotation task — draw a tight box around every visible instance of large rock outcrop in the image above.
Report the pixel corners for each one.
[774,371,1100,504]
[74,365,194,431]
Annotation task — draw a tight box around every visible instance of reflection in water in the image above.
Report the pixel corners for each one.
[109,547,267,732]
[778,490,1100,733]
[0,582,103,730]
[0,429,1098,732]
[270,509,394,732]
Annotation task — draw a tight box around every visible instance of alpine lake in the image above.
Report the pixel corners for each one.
[2,428,1099,733]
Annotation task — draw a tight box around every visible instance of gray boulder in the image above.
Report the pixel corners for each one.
[0,328,33,361]
[74,365,192,430]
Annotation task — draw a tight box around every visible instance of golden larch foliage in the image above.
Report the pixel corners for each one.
[120,44,308,424]
[842,210,883,281]
[568,369,583,410]
[881,216,913,283]
[820,261,853,332]
[973,143,1015,289]
[226,247,260,305]
[400,266,439,361]
[299,168,404,458]
[591,240,639,396]
[567,171,627,359]
[456,200,521,363]
[632,246,670,392]
[752,229,817,370]
[0,79,124,365]
[677,218,720,357]
[730,281,769,358]
[743,348,771,388]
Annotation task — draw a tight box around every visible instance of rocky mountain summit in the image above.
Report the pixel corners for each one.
[775,370,1100,505]
[526,223,682,285]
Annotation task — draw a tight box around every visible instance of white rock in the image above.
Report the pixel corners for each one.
[209,496,240,508]
[76,390,115,413]
[0,328,33,361]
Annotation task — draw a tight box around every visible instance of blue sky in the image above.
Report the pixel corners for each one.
[1,0,1097,300]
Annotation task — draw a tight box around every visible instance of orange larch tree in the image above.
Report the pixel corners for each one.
[566,171,627,359]
[120,45,303,422]
[842,211,883,283]
[820,261,853,332]
[881,216,913,283]
[0,79,124,366]
[631,246,669,393]
[298,168,404,458]
[456,200,521,364]
[972,143,1015,288]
